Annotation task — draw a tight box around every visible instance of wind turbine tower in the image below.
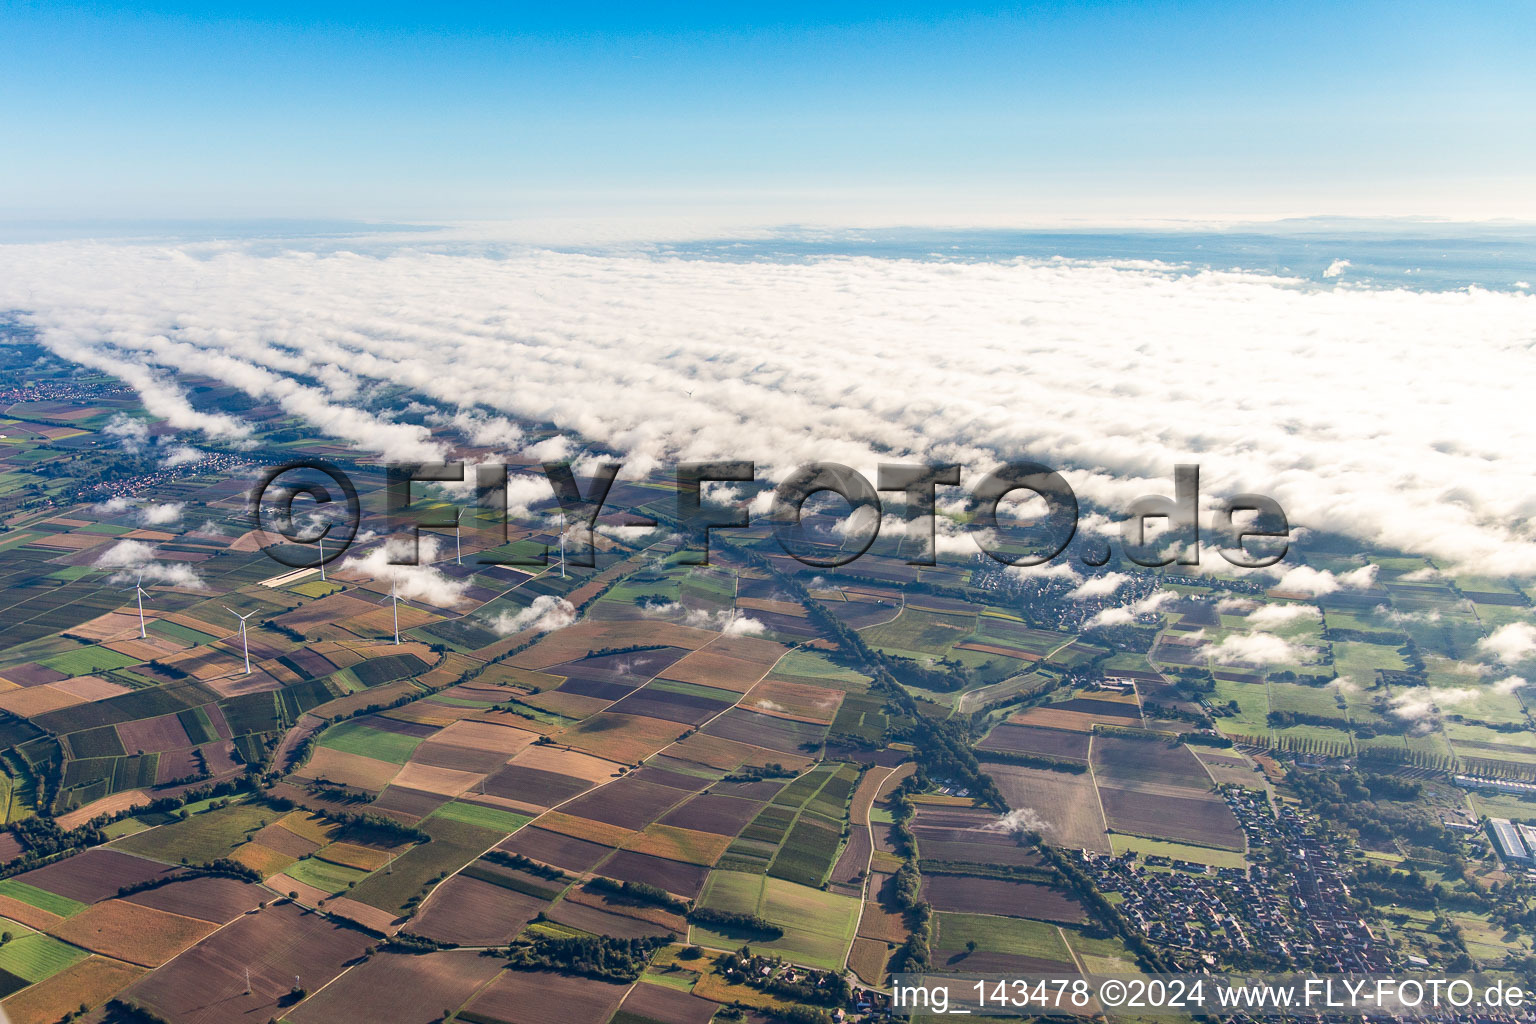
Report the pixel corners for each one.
[222,606,255,674]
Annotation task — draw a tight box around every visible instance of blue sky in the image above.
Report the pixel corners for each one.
[2,1,1533,224]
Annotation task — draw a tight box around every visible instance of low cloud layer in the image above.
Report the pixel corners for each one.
[93,539,206,589]
[6,239,1536,573]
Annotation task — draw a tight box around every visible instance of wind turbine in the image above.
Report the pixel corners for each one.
[317,535,326,582]
[222,605,255,674]
[558,510,566,580]
[455,510,463,566]
[127,573,149,638]
[378,580,410,645]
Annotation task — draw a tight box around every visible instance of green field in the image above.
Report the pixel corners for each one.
[693,870,861,969]
[113,800,270,864]
[428,801,533,834]
[860,607,977,661]
[316,719,425,764]
[1108,834,1247,869]
[147,620,220,647]
[0,931,88,982]
[346,817,501,914]
[933,912,1073,961]
[0,880,86,918]
[282,855,371,894]
[39,645,140,676]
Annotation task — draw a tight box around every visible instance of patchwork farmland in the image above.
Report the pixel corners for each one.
[0,365,1529,1021]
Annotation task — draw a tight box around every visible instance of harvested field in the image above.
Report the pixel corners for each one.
[52,899,218,967]
[1090,734,1218,790]
[506,742,622,782]
[985,763,1109,853]
[497,827,614,873]
[323,897,401,935]
[606,687,729,725]
[617,981,720,1024]
[120,901,374,1024]
[667,731,806,771]
[1013,706,1135,731]
[829,827,871,888]
[979,723,1090,761]
[623,823,733,865]
[250,820,323,858]
[286,950,505,1024]
[435,718,537,753]
[739,678,844,723]
[660,637,789,692]
[298,746,401,791]
[530,811,635,848]
[14,849,174,904]
[412,874,547,946]
[565,884,685,931]
[391,762,485,797]
[1097,788,1245,850]
[510,621,716,670]
[546,898,678,939]
[0,955,142,1024]
[561,777,690,830]
[848,936,893,985]
[701,708,826,754]
[559,713,686,763]
[369,784,450,820]
[314,841,395,872]
[463,967,631,1024]
[921,875,1087,923]
[480,763,593,809]
[601,850,709,899]
[113,713,193,754]
[51,675,131,701]
[0,684,84,717]
[0,895,63,933]
[520,688,610,718]
[849,766,894,827]
[231,841,297,878]
[660,793,763,835]
[411,739,515,773]
[122,876,263,923]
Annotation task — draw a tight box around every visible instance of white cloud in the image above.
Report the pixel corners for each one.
[1006,562,1081,582]
[159,443,204,467]
[1246,603,1320,628]
[1479,622,1536,665]
[1492,675,1528,695]
[1398,566,1442,582]
[1068,572,1131,600]
[1388,686,1480,722]
[103,413,150,453]
[1085,589,1175,628]
[492,595,576,635]
[1272,564,1377,597]
[137,501,184,527]
[93,539,206,589]
[982,808,1052,836]
[6,240,1536,574]
[639,600,766,636]
[338,536,469,608]
[1207,632,1305,665]
[1323,259,1351,278]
